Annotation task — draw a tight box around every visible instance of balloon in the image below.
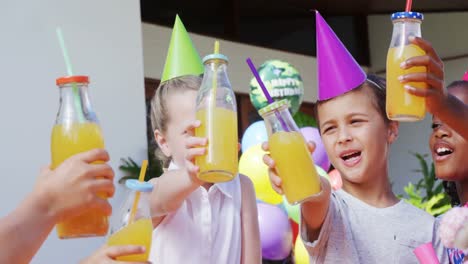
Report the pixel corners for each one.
[293,111,317,128]
[249,60,304,115]
[257,203,293,260]
[294,235,309,264]
[328,169,343,190]
[241,121,268,153]
[239,144,282,204]
[290,219,299,241]
[282,196,300,224]
[315,165,329,181]
[300,127,330,171]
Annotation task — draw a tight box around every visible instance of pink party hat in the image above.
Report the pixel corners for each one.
[316,11,366,101]
[462,71,468,81]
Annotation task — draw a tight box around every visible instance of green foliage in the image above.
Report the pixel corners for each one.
[119,143,163,183]
[293,111,317,128]
[398,152,451,216]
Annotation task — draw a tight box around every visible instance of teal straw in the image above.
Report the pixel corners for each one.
[56,27,86,122]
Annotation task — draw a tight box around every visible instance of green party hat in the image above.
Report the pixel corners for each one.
[161,15,204,83]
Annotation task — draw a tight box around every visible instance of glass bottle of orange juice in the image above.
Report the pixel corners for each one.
[386,11,427,121]
[195,54,238,183]
[107,180,153,261]
[51,75,108,238]
[259,100,321,204]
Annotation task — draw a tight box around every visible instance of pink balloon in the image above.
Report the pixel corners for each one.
[300,127,330,171]
[328,169,343,190]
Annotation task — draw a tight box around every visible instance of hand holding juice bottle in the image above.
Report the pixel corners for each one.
[195,51,238,183]
[107,180,153,262]
[0,149,115,264]
[258,100,321,205]
[51,76,110,238]
[386,11,428,122]
[37,149,114,222]
[398,37,445,114]
[80,245,150,264]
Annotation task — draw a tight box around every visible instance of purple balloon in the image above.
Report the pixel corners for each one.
[300,127,330,171]
[257,203,292,260]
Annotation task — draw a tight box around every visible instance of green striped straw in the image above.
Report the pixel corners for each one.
[56,27,86,122]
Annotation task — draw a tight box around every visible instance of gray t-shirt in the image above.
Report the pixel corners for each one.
[301,189,435,263]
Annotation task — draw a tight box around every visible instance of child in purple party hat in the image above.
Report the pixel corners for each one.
[262,11,434,263]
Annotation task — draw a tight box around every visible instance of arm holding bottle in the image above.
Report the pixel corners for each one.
[0,149,114,264]
[80,245,151,264]
[262,141,331,242]
[401,36,468,140]
[149,120,206,225]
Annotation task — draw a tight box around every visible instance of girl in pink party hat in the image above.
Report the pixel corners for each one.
[263,11,439,263]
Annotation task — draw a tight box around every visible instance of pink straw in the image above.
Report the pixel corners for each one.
[405,0,413,12]
[246,58,289,132]
[413,242,440,264]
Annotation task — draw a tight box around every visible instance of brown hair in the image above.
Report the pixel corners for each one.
[149,75,202,167]
[313,74,390,130]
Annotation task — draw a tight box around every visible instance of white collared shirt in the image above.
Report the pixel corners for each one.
[149,163,242,264]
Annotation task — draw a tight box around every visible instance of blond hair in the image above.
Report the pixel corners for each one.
[150,75,202,167]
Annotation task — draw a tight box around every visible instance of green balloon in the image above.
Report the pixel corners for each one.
[293,111,317,128]
[282,196,300,223]
[250,60,304,115]
[315,165,329,181]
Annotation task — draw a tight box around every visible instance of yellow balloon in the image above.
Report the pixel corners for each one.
[294,235,309,264]
[239,144,282,205]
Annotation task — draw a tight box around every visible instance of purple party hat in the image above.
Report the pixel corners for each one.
[316,11,366,101]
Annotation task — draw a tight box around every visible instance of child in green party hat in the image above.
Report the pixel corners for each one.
[148,15,260,264]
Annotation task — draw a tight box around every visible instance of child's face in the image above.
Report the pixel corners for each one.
[159,90,198,167]
[429,86,468,181]
[317,87,398,185]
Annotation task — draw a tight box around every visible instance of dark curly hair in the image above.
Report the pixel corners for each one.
[440,80,468,207]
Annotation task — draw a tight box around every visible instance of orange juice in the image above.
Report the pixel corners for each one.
[386,44,427,121]
[195,107,238,182]
[51,122,108,238]
[269,131,320,204]
[107,218,153,261]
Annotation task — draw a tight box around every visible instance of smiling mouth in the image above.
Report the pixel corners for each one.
[435,147,453,157]
[341,151,361,161]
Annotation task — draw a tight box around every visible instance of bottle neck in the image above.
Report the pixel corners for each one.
[202,60,232,90]
[197,59,237,111]
[390,19,422,48]
[261,105,299,134]
[56,83,98,124]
